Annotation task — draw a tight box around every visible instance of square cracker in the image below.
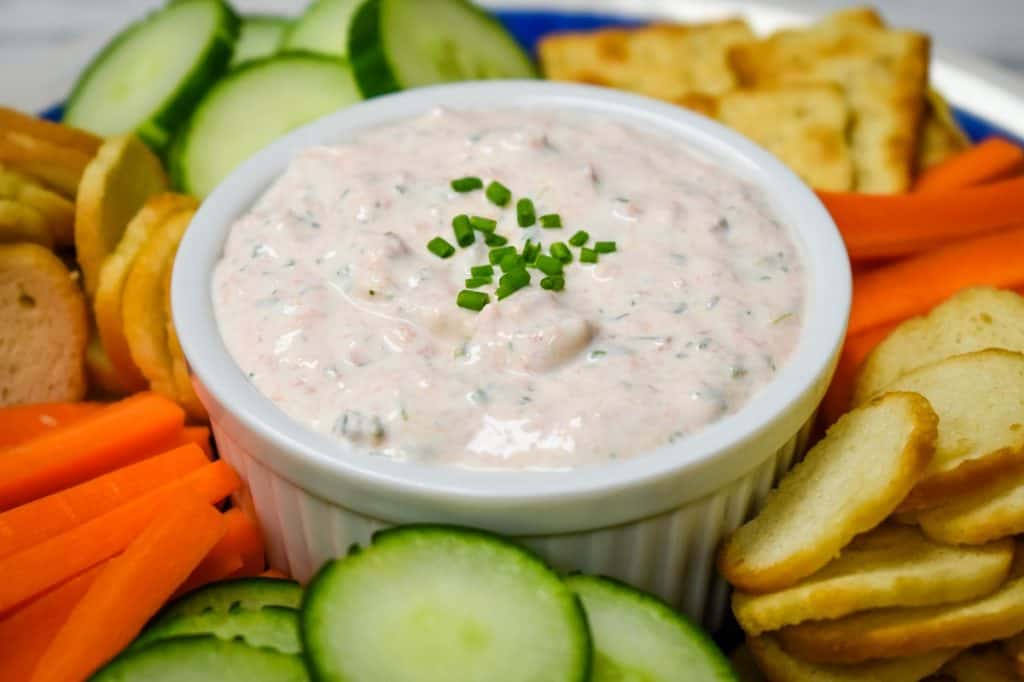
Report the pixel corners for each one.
[538,20,755,105]
[729,9,929,193]
[715,85,854,191]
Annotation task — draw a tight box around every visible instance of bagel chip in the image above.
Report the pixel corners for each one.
[0,129,92,197]
[718,392,937,594]
[1001,633,1024,678]
[0,165,75,245]
[84,334,129,397]
[747,636,956,682]
[917,461,1024,545]
[0,106,101,156]
[0,199,52,248]
[75,134,167,296]
[941,646,1019,682]
[162,265,208,422]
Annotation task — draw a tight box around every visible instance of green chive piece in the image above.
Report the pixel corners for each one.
[595,241,617,253]
[465,276,492,288]
[470,265,494,277]
[457,289,490,311]
[451,176,483,193]
[535,254,563,276]
[484,232,508,247]
[427,237,456,259]
[569,230,589,247]
[522,239,540,264]
[496,286,514,300]
[540,276,565,291]
[499,267,530,291]
[488,245,516,265]
[580,247,598,263]
[485,181,512,206]
[469,216,497,232]
[452,214,474,247]
[540,213,562,228]
[516,198,536,227]
[550,242,572,263]
[500,253,525,272]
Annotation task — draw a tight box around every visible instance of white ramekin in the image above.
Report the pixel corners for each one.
[172,81,850,629]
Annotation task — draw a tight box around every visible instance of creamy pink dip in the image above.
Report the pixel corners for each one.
[213,108,805,470]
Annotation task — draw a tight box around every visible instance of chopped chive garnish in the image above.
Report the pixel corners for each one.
[500,253,525,272]
[427,237,456,259]
[540,276,565,291]
[496,286,514,300]
[550,242,572,263]
[451,176,483,193]
[535,254,563,276]
[452,214,474,247]
[465,276,492,288]
[540,213,562,228]
[522,239,540,264]
[500,267,530,288]
[457,290,490,311]
[569,230,589,247]
[488,245,516,265]
[484,232,508,246]
[469,216,497,232]
[470,265,494,277]
[516,198,536,227]
[580,247,598,263]
[595,241,617,253]
[485,181,512,206]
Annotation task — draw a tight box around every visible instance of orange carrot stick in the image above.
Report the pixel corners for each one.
[31,495,225,682]
[915,137,1024,192]
[820,323,900,427]
[0,403,106,449]
[849,225,1024,334]
[174,509,261,597]
[260,569,290,580]
[0,393,185,511]
[180,426,212,458]
[0,460,238,614]
[0,565,103,681]
[0,444,208,560]
[818,176,1024,261]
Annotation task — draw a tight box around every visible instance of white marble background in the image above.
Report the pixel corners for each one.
[1,0,1022,111]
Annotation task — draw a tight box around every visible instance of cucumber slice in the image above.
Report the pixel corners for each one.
[170,54,361,197]
[565,575,737,682]
[348,0,536,98]
[302,525,591,682]
[91,635,309,681]
[232,16,291,68]
[281,0,360,58]
[64,0,238,151]
[154,578,303,625]
[133,606,301,654]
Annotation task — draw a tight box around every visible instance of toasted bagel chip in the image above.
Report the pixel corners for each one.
[732,524,1013,635]
[747,635,956,682]
[941,646,1019,681]
[75,134,167,297]
[0,130,92,197]
[917,90,970,172]
[0,107,101,156]
[777,568,1024,664]
[122,208,193,402]
[95,193,197,392]
[161,264,208,422]
[730,645,767,681]
[718,392,937,594]
[1001,633,1024,678]
[0,198,52,248]
[854,288,1024,406]
[0,243,88,405]
[84,333,129,397]
[874,350,1024,511]
[0,165,75,245]
[917,460,1024,545]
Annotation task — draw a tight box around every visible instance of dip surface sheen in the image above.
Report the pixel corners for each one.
[213,108,805,470]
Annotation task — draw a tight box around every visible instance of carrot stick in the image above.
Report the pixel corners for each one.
[260,569,290,580]
[0,393,185,511]
[0,565,103,681]
[0,403,106,449]
[173,509,261,597]
[180,426,212,458]
[174,551,242,599]
[0,460,238,614]
[31,495,225,682]
[849,225,1024,334]
[820,323,899,426]
[915,137,1024,192]
[818,176,1024,261]
[0,444,208,560]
